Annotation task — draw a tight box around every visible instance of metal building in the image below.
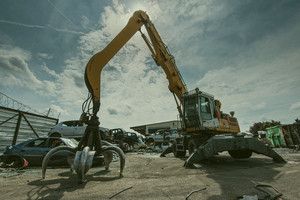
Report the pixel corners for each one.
[130,120,181,136]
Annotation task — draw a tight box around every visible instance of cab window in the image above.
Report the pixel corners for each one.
[200,96,212,120]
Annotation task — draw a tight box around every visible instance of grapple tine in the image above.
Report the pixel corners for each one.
[42,146,75,179]
[102,145,126,177]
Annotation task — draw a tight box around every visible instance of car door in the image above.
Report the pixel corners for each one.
[60,121,75,137]
[46,138,69,165]
[21,138,49,165]
[73,121,87,138]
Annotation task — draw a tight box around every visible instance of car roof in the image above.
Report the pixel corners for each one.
[14,137,77,147]
[17,137,70,144]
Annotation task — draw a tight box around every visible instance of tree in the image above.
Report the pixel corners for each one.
[249,120,281,136]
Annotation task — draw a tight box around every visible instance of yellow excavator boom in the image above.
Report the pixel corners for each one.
[85,10,187,116]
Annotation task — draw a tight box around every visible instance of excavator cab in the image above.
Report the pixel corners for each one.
[183,88,223,132]
[182,88,241,135]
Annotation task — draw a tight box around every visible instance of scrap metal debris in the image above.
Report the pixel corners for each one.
[238,195,259,200]
[0,167,26,178]
[237,184,283,200]
[254,184,283,200]
[185,187,207,200]
[109,186,133,199]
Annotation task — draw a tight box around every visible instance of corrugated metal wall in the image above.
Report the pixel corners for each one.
[0,106,58,152]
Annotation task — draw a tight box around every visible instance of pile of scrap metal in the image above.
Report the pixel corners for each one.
[258,123,300,149]
[48,120,146,152]
[237,184,283,200]
[104,128,147,152]
[145,129,179,146]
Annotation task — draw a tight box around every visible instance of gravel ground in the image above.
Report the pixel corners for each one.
[0,150,300,200]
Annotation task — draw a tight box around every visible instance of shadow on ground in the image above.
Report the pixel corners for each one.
[193,154,285,200]
[26,169,121,200]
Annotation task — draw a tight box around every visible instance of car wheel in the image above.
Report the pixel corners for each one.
[146,138,155,146]
[4,155,24,168]
[122,142,129,152]
[165,137,170,142]
[172,143,186,158]
[111,151,120,162]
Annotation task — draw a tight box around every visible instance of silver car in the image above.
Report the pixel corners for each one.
[48,120,108,139]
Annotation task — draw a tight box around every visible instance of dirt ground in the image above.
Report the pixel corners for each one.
[0,150,300,200]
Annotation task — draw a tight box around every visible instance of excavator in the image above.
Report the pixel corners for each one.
[42,10,285,183]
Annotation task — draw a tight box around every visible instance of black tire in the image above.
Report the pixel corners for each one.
[122,142,129,152]
[165,137,170,142]
[228,150,252,159]
[146,138,155,146]
[172,143,186,158]
[4,155,24,168]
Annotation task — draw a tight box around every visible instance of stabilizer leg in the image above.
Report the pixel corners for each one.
[184,135,286,168]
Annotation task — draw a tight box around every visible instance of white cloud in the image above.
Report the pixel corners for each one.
[195,27,300,129]
[50,104,69,116]
[251,102,266,111]
[37,53,53,60]
[290,102,300,110]
[42,63,59,78]
[0,45,61,97]
[0,46,39,85]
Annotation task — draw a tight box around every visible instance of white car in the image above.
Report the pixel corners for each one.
[48,120,108,139]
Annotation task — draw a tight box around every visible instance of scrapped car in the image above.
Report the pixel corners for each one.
[0,137,102,167]
[146,129,179,145]
[123,132,146,149]
[108,128,146,152]
[48,120,109,140]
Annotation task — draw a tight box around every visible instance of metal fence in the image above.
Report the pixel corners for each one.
[282,124,300,147]
[0,106,58,152]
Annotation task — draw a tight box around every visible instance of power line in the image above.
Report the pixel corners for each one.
[47,0,78,28]
[0,19,85,35]
[47,0,95,31]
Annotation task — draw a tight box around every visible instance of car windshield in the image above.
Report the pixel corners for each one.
[61,138,78,148]
[26,139,47,147]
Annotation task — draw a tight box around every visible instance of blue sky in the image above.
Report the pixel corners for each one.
[0,0,299,131]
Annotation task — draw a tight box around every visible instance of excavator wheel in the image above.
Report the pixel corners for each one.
[228,149,252,159]
[172,143,186,158]
[188,140,197,156]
